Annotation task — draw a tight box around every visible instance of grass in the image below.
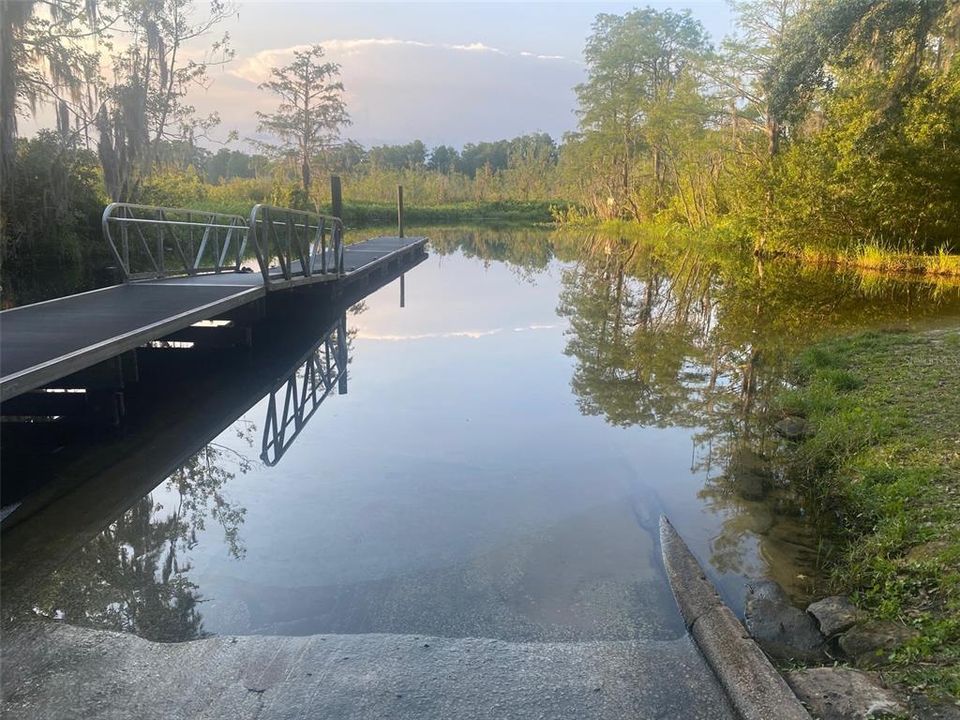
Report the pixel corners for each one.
[799,242,960,279]
[776,329,960,697]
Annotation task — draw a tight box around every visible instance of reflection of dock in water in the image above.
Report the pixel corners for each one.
[261,314,347,467]
[0,251,424,606]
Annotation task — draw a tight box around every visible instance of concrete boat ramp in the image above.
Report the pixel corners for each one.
[1,622,734,720]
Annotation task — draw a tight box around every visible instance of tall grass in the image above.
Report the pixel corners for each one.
[798,241,960,278]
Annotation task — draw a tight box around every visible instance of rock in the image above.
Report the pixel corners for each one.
[727,447,772,500]
[807,596,864,637]
[909,694,960,720]
[838,621,919,667]
[744,580,827,662]
[785,667,907,719]
[774,416,811,441]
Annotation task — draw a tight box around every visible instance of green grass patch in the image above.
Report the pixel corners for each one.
[778,329,960,696]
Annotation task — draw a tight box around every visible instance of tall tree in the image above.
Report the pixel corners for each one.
[95,0,234,201]
[256,44,349,196]
[762,0,960,249]
[573,8,711,219]
[0,0,100,198]
[717,0,810,159]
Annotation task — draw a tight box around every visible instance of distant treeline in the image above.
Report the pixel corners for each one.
[168,134,558,186]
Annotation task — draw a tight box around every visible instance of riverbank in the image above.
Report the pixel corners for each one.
[797,246,960,280]
[776,329,960,697]
[563,217,960,282]
[338,200,555,226]
[195,199,556,227]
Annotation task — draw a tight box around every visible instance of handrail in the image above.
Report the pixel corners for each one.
[102,203,250,281]
[248,204,344,288]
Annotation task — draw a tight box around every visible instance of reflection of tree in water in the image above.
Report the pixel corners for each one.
[428,227,555,282]
[33,424,255,642]
[557,244,717,427]
[557,237,960,599]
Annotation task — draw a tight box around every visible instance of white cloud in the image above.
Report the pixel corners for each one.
[233,37,564,84]
[519,51,566,61]
[446,42,504,54]
[187,34,585,148]
[357,329,503,341]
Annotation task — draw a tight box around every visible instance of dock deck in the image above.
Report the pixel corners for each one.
[0,235,427,402]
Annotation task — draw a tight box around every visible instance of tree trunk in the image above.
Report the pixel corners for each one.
[301,152,311,195]
[766,112,780,158]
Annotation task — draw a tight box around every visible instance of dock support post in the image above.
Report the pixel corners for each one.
[331,176,342,220]
[397,185,404,238]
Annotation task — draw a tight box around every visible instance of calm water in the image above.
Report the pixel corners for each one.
[4,226,960,644]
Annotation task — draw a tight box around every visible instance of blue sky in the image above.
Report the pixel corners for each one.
[188,2,737,149]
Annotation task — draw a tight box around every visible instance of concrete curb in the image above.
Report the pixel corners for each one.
[659,515,811,720]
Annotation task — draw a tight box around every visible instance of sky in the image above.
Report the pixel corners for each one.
[29,1,737,150]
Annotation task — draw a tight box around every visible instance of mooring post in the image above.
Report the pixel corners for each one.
[331,175,344,274]
[397,185,404,238]
[331,175,343,220]
[398,184,406,306]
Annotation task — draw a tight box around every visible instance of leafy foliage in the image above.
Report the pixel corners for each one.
[255,44,349,196]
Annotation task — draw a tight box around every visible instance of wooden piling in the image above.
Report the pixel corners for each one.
[331,176,343,220]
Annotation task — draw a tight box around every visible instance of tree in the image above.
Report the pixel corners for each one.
[719,0,809,159]
[95,0,235,201]
[427,144,460,173]
[204,148,258,182]
[0,0,100,202]
[1,131,107,304]
[503,133,558,200]
[761,0,960,249]
[573,8,711,219]
[256,44,350,196]
[458,139,510,176]
[367,140,426,170]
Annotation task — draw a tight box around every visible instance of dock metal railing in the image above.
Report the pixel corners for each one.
[102,203,251,281]
[248,205,344,288]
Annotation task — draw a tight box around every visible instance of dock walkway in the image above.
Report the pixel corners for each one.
[0,202,426,402]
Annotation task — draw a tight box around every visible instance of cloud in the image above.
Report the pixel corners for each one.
[356,329,503,341]
[446,42,504,54]
[356,324,557,342]
[232,37,562,84]
[519,51,566,61]
[194,33,584,148]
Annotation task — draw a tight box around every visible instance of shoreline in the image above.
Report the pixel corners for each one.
[555,217,960,282]
[773,328,960,698]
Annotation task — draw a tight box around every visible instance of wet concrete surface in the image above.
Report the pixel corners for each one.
[0,622,735,720]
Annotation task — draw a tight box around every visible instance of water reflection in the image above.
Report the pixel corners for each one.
[2,259,421,642]
[261,313,348,466]
[5,311,355,640]
[555,234,960,602]
[4,226,960,642]
[31,437,252,641]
